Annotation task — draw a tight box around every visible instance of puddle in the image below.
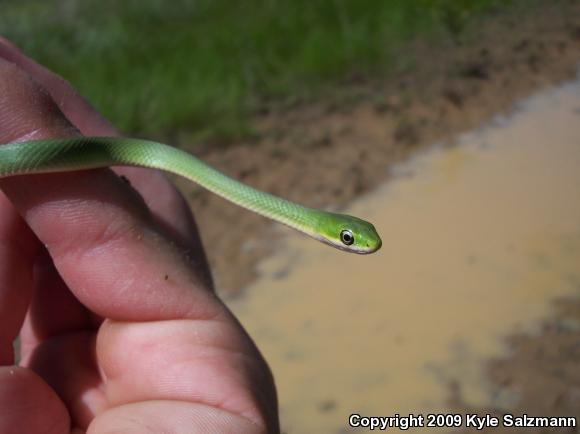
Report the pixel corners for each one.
[229,79,580,433]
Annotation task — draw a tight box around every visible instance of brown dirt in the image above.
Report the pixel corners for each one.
[449,298,580,433]
[171,1,580,428]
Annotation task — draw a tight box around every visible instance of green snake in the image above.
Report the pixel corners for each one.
[0,137,382,253]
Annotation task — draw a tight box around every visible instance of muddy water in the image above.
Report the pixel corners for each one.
[229,79,580,433]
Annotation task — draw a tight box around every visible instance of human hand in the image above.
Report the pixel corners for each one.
[0,38,278,434]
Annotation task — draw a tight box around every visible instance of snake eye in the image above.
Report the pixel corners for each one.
[340,229,354,246]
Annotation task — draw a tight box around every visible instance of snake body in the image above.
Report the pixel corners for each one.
[0,137,381,253]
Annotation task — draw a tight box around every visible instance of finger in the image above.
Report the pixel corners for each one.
[0,367,69,434]
[19,249,98,364]
[27,331,107,429]
[97,320,277,426]
[0,191,39,365]
[0,36,212,276]
[88,400,264,434]
[0,55,214,315]
[0,38,212,344]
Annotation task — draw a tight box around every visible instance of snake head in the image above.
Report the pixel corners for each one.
[314,212,382,254]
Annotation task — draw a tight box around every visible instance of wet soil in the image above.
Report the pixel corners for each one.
[170,0,580,430]
[228,82,580,432]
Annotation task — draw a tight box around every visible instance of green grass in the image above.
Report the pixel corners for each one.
[1,0,517,141]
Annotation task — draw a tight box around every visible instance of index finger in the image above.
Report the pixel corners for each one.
[0,37,213,285]
[0,58,218,322]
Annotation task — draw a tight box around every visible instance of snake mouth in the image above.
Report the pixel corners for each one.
[311,233,381,254]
